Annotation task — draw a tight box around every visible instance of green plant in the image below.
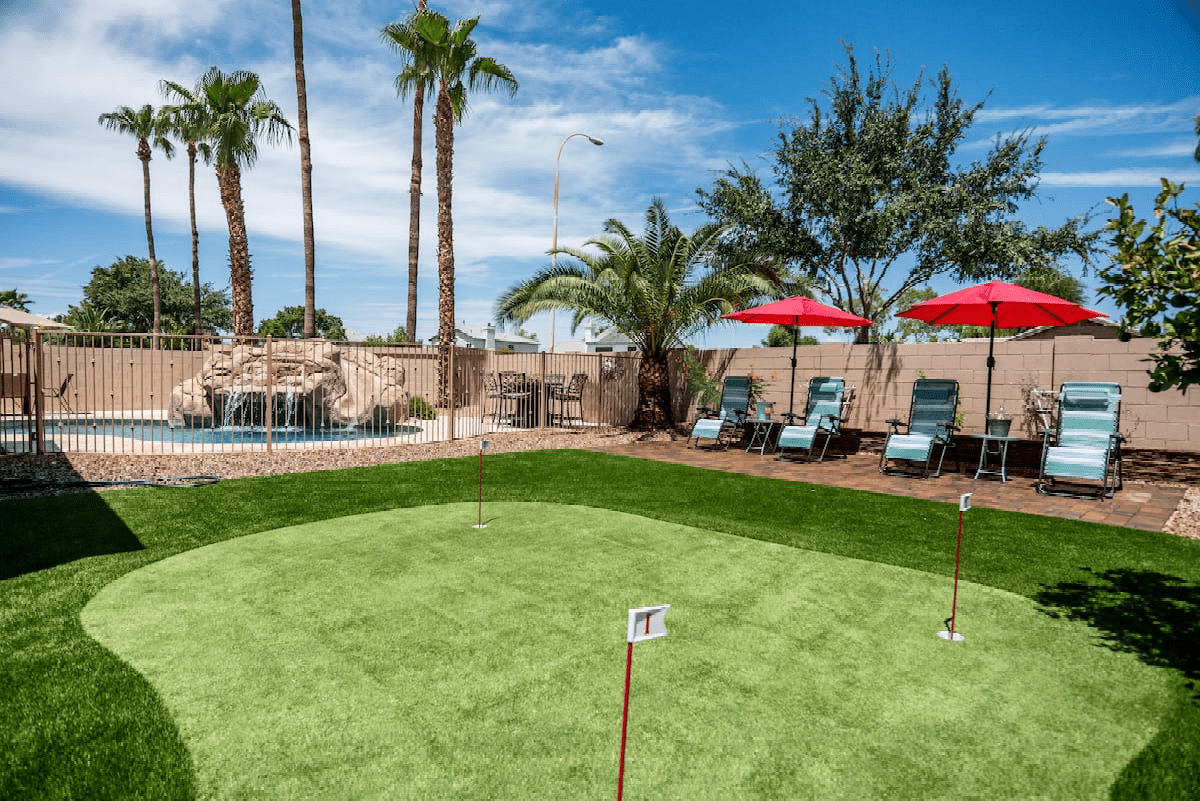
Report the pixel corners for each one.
[408,395,437,419]
[681,345,721,407]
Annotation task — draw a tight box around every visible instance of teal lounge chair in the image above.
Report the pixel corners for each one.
[879,379,960,477]
[776,377,853,462]
[688,375,751,449]
[1037,382,1123,499]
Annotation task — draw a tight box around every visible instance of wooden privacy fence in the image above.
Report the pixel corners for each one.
[0,332,641,455]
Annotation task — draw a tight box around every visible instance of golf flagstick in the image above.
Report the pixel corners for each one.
[938,493,971,642]
[473,439,490,529]
[618,604,669,801]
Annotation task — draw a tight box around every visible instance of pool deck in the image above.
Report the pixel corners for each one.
[594,436,1187,533]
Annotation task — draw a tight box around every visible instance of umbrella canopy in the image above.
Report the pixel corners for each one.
[896,281,1104,423]
[723,297,873,419]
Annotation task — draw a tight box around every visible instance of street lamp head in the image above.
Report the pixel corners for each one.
[586,136,604,146]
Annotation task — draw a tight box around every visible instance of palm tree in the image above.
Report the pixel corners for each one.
[291,0,317,339]
[386,10,517,404]
[381,0,431,346]
[161,68,293,338]
[496,199,779,430]
[98,104,175,342]
[160,106,213,336]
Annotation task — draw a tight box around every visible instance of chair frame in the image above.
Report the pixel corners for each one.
[551,373,587,428]
[777,377,855,463]
[1037,382,1124,500]
[879,378,960,478]
[687,375,751,449]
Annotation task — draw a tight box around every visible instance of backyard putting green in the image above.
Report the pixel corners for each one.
[82,502,1171,799]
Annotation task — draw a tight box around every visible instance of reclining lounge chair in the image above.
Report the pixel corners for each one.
[1037,382,1123,499]
[879,378,959,478]
[776,377,854,462]
[687,375,751,449]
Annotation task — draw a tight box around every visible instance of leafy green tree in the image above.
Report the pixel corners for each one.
[1100,180,1200,393]
[363,325,409,346]
[0,290,32,311]
[762,326,819,348]
[98,104,175,340]
[496,199,777,430]
[382,0,433,345]
[257,306,346,340]
[697,44,1099,343]
[385,10,518,404]
[61,256,231,334]
[161,68,293,338]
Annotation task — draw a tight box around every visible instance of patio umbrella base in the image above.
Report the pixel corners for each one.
[937,630,965,642]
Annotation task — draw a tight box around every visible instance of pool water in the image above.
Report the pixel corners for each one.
[32,418,421,445]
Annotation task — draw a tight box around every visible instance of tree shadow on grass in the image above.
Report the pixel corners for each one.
[1,482,143,580]
[1035,568,1200,686]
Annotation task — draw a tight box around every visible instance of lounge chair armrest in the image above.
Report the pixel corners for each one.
[696,405,717,417]
[778,411,802,425]
[885,418,905,434]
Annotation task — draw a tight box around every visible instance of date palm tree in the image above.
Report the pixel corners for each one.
[98,104,175,342]
[381,0,431,346]
[291,0,317,338]
[161,68,293,338]
[387,10,517,404]
[160,106,213,336]
[496,199,779,430]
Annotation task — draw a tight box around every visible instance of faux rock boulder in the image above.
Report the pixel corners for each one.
[169,340,409,430]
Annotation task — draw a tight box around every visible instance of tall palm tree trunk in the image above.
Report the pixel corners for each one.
[633,347,674,430]
[138,139,162,344]
[434,84,455,406]
[216,163,255,337]
[187,141,202,337]
[292,0,317,339]
[406,83,424,344]
[404,0,427,345]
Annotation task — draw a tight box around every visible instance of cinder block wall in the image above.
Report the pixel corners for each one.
[695,336,1200,454]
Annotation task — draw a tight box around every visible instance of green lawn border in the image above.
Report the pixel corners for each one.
[3,449,1198,798]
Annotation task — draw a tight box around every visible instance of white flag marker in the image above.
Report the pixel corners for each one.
[626,604,670,643]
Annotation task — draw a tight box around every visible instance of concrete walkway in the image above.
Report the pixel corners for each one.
[594,437,1185,533]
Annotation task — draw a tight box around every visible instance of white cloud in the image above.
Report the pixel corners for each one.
[1039,168,1200,187]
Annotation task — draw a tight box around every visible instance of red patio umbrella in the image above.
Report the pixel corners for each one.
[896,280,1105,423]
[723,297,873,420]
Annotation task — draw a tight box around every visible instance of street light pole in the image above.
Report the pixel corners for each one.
[551,132,603,352]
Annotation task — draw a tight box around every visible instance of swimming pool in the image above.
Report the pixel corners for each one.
[23,418,422,445]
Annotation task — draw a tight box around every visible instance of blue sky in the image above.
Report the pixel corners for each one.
[1,0,1198,349]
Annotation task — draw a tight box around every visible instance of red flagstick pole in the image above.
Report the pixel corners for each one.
[617,641,634,801]
[948,507,964,638]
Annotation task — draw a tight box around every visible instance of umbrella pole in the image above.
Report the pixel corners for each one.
[787,321,798,420]
[984,303,998,424]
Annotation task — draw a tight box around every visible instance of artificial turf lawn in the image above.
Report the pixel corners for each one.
[81,502,1170,799]
[3,449,1199,798]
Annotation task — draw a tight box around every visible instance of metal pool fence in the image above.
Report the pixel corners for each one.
[1,331,643,455]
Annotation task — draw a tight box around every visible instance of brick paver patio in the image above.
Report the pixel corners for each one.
[595,436,1185,533]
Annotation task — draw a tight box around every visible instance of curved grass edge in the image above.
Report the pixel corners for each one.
[2,448,1198,798]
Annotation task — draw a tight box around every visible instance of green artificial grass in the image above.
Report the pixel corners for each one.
[3,449,1199,798]
[81,503,1169,799]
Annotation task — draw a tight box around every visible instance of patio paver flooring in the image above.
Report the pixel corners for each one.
[592,437,1185,533]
